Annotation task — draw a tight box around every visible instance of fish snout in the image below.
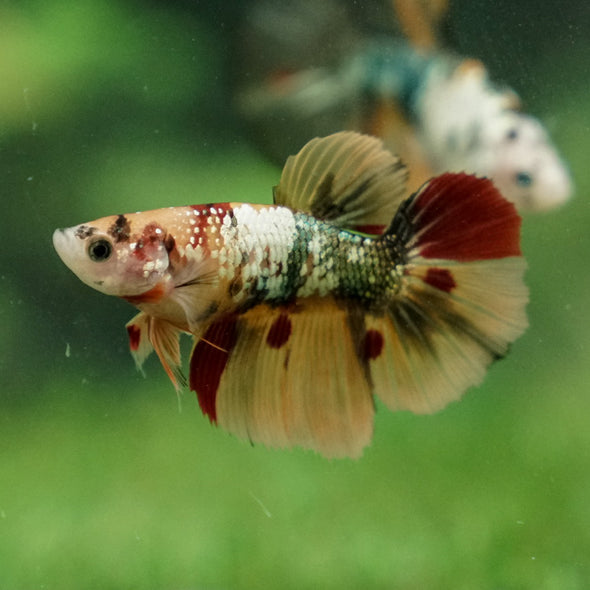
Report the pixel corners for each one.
[52,228,74,262]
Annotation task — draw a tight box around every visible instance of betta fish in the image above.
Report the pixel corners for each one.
[235,0,572,212]
[53,132,528,458]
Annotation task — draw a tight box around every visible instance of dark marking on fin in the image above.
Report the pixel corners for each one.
[310,172,375,224]
[127,324,141,351]
[424,268,456,293]
[190,315,238,423]
[363,329,384,360]
[310,173,337,219]
[266,313,292,349]
[390,288,501,360]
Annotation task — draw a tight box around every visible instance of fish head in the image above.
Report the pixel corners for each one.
[53,213,171,297]
[481,112,572,212]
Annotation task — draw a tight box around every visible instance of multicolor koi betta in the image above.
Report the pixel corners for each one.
[53,132,528,458]
[235,0,572,212]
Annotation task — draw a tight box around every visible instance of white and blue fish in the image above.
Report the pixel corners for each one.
[235,0,571,212]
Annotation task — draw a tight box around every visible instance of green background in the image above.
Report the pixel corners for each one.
[1,1,589,588]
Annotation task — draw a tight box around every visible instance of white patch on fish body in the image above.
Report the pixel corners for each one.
[228,204,297,301]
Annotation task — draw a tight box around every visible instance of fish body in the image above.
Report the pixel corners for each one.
[235,0,572,211]
[54,132,528,458]
[55,203,400,324]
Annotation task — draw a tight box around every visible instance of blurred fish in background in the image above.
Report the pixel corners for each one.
[234,0,572,212]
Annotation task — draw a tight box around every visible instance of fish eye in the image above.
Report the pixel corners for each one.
[506,128,519,141]
[515,172,533,187]
[88,239,113,262]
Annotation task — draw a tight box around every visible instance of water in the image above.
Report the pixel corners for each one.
[1,1,588,587]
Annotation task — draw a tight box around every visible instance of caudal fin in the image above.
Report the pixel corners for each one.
[369,172,528,413]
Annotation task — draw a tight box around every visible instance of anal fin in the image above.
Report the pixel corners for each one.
[189,299,375,459]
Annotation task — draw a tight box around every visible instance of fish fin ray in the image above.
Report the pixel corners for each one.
[126,312,153,376]
[189,299,374,458]
[170,258,222,332]
[274,131,408,233]
[369,173,528,413]
[126,312,185,389]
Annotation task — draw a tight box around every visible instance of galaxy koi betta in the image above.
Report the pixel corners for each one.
[53,132,528,458]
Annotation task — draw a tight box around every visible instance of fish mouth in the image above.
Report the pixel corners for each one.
[52,228,72,263]
[52,227,84,270]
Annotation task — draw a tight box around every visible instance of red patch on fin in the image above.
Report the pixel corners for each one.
[424,268,456,293]
[353,224,386,235]
[127,325,141,351]
[266,313,292,349]
[122,283,166,305]
[363,329,384,360]
[190,315,238,423]
[411,173,522,261]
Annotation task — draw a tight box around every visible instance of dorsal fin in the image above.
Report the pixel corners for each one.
[274,131,408,234]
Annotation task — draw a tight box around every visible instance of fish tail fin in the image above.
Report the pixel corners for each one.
[368,172,528,413]
[126,313,186,390]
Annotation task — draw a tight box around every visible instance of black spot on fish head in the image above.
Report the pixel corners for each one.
[164,233,176,253]
[74,225,96,239]
[108,215,131,243]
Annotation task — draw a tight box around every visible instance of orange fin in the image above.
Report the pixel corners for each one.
[189,299,374,459]
[126,312,186,390]
[370,173,528,413]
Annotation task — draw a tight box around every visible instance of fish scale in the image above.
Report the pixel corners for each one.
[207,205,400,309]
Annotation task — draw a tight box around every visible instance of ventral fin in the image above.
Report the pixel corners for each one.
[273,131,408,234]
[126,312,186,390]
[126,312,154,373]
[189,298,374,459]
